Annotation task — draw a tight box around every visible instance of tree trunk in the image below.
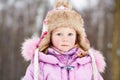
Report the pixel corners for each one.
[111,0,120,80]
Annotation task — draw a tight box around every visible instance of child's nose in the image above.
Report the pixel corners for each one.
[62,36,68,42]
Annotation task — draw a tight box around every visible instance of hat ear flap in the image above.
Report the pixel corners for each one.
[37,20,48,48]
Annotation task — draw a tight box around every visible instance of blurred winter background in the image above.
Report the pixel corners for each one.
[0,0,120,80]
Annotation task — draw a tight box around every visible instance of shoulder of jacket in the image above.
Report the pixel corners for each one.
[88,48,106,73]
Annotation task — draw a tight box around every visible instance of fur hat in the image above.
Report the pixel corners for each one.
[38,0,90,52]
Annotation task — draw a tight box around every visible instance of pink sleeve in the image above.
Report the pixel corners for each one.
[98,72,104,80]
[22,63,34,80]
[22,61,45,80]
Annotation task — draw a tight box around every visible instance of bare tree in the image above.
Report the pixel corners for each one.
[111,0,120,80]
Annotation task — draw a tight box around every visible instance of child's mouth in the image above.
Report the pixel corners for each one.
[61,45,68,46]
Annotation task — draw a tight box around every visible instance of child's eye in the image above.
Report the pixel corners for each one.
[68,33,73,36]
[56,33,62,36]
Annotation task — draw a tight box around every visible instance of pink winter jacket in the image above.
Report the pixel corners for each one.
[21,37,106,80]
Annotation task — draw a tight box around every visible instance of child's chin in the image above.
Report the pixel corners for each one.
[60,48,70,52]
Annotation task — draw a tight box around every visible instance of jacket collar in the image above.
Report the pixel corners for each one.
[47,47,78,56]
[38,47,91,66]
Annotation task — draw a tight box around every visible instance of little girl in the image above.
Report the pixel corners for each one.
[21,0,106,80]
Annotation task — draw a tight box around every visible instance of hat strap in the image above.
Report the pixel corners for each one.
[88,49,98,80]
[34,48,39,80]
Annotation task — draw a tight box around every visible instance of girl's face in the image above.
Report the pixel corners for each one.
[51,27,76,52]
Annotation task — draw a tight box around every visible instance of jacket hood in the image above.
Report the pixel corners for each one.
[21,36,39,61]
[21,36,106,73]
